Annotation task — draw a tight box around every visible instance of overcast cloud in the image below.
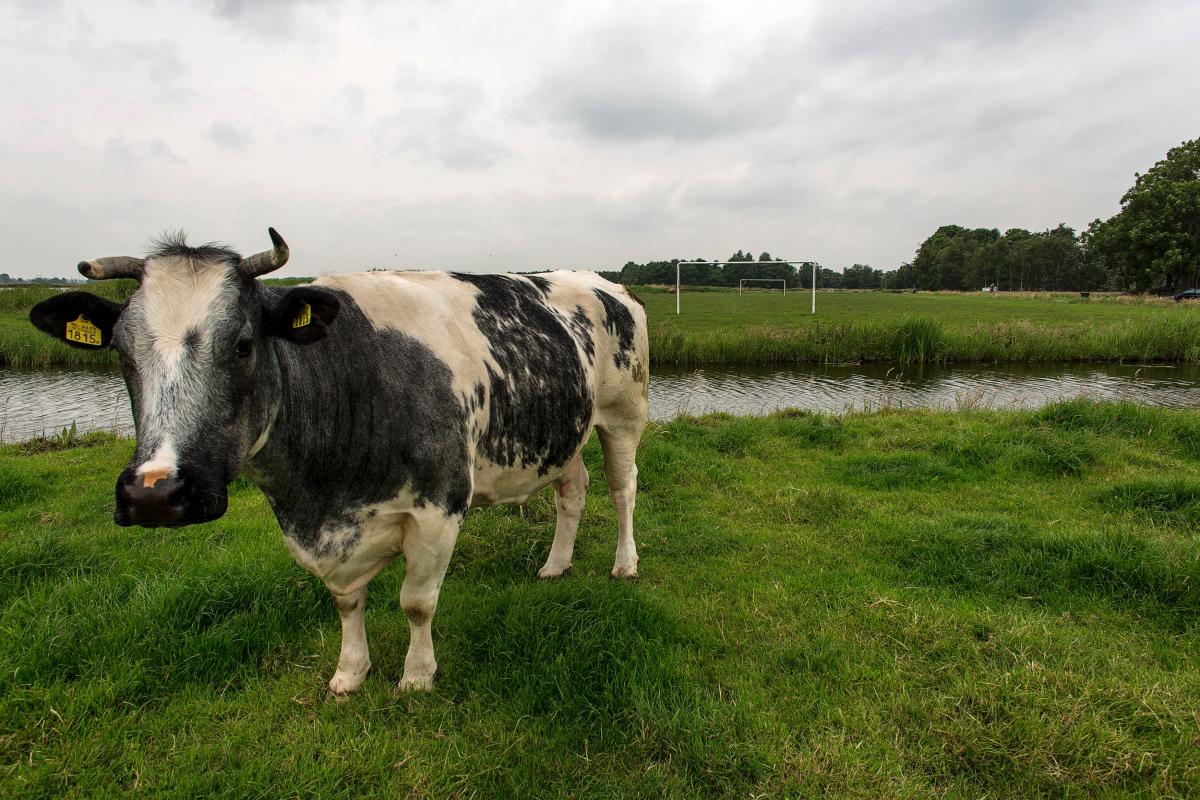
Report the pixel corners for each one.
[1,0,1196,278]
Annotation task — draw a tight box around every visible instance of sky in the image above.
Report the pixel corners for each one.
[1,0,1197,279]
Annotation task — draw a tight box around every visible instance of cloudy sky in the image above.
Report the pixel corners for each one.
[2,0,1197,279]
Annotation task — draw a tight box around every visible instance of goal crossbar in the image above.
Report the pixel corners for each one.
[675,260,818,315]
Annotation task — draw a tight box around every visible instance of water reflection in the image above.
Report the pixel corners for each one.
[0,368,133,442]
[4,363,1200,442]
[647,362,1200,420]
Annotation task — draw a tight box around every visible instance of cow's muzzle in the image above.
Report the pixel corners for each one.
[114,467,228,528]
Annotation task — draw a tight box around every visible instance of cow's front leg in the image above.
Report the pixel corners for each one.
[399,513,461,692]
[327,586,370,695]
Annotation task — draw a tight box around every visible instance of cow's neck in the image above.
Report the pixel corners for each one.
[243,296,473,541]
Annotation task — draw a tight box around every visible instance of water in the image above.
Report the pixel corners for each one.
[4,362,1200,442]
[649,362,1200,418]
[1,368,133,442]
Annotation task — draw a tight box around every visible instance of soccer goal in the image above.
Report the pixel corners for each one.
[675,260,818,315]
[738,278,787,295]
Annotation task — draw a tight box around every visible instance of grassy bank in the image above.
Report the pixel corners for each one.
[6,283,1200,367]
[2,401,1198,797]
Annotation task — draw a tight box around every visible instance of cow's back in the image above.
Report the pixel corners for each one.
[314,270,647,505]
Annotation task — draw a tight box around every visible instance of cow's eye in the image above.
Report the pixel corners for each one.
[235,338,253,357]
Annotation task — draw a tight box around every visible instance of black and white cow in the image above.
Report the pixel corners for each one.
[30,229,649,693]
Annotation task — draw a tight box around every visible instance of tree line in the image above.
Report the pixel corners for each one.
[615,250,864,290]
[897,223,1104,291]
[0,274,88,286]
[612,137,1199,293]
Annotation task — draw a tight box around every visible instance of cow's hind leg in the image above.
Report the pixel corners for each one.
[597,422,643,578]
[327,586,370,695]
[538,452,589,579]
[398,512,461,692]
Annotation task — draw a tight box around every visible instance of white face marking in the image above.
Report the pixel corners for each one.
[140,256,236,368]
[125,256,239,459]
[135,439,178,487]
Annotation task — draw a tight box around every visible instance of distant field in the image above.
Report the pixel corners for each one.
[646,287,1182,330]
[2,401,1198,797]
[639,287,1200,365]
[4,282,1200,366]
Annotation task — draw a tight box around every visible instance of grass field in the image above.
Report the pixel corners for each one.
[3,401,1199,797]
[6,282,1200,367]
[643,288,1200,365]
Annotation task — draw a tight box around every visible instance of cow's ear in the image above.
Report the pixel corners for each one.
[29,291,123,349]
[267,287,340,344]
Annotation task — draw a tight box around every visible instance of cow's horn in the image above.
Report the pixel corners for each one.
[77,256,145,281]
[239,227,289,277]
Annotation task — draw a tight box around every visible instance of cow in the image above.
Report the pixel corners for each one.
[29,229,649,694]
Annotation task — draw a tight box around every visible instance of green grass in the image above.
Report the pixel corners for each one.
[2,400,1199,797]
[7,284,1200,367]
[646,288,1200,365]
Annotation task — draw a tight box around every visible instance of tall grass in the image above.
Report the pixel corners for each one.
[0,281,138,312]
[650,314,1200,365]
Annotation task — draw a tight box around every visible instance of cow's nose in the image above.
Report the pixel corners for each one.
[117,475,187,527]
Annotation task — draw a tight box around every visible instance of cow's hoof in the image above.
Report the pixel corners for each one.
[610,563,638,579]
[537,562,572,579]
[328,663,370,696]
[398,673,435,692]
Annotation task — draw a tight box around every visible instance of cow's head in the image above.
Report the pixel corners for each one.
[29,229,340,528]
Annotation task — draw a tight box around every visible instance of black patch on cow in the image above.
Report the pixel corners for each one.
[592,288,636,369]
[527,275,552,296]
[249,289,472,556]
[567,305,595,365]
[450,273,593,476]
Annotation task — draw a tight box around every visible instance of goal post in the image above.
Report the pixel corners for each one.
[675,260,817,315]
[738,278,787,295]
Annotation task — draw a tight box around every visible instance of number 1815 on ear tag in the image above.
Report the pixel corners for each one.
[65,315,103,346]
[292,302,312,329]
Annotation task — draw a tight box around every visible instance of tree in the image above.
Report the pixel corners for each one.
[882,262,914,290]
[998,228,1032,290]
[906,224,1100,291]
[842,264,882,289]
[1087,138,1200,292]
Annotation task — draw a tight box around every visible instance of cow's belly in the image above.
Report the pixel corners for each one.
[282,512,401,594]
[469,455,569,507]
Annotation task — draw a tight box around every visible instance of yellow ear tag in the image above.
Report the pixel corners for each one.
[65,315,103,346]
[292,302,312,329]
